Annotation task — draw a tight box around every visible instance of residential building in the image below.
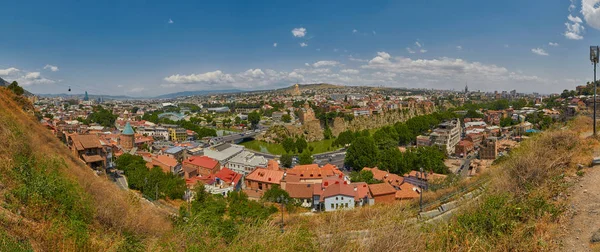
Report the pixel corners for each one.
[352,107,371,117]
[201,167,243,197]
[68,134,106,169]
[395,182,420,201]
[182,156,221,178]
[226,150,268,175]
[368,183,397,203]
[361,167,404,189]
[322,181,356,212]
[244,168,285,192]
[168,127,187,142]
[455,140,474,157]
[416,135,431,147]
[146,155,180,174]
[164,146,185,161]
[429,119,462,155]
[480,137,498,160]
[284,163,344,184]
[203,143,245,165]
[282,182,314,208]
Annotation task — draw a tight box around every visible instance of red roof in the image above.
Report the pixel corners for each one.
[214,167,242,186]
[368,183,397,196]
[183,156,219,169]
[352,182,371,201]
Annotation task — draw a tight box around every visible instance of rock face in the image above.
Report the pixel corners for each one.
[260,104,436,143]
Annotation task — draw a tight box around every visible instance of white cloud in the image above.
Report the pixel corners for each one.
[570,0,576,12]
[420,49,427,53]
[117,85,123,88]
[313,60,340,68]
[352,29,358,33]
[0,67,20,76]
[531,48,549,56]
[300,42,308,47]
[340,69,359,74]
[129,87,145,93]
[548,42,559,46]
[568,14,583,23]
[360,52,545,91]
[348,56,368,62]
[406,47,416,54]
[43,64,59,72]
[24,72,41,79]
[564,20,585,39]
[273,42,277,47]
[456,46,462,50]
[164,70,235,84]
[415,41,422,48]
[291,27,307,37]
[168,18,174,24]
[17,71,55,86]
[582,0,600,30]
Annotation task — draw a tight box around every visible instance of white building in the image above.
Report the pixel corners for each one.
[226,150,268,175]
[430,119,462,155]
[203,143,245,165]
[138,126,170,141]
[322,183,356,212]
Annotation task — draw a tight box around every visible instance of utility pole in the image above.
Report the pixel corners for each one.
[419,167,424,213]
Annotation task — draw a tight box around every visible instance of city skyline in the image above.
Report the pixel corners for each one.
[2,0,600,96]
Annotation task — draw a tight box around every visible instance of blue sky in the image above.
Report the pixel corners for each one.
[1,0,599,96]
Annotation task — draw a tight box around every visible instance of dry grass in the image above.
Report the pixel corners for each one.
[0,88,171,250]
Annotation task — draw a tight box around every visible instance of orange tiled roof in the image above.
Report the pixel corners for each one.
[368,183,397,196]
[245,168,284,184]
[395,182,420,200]
[284,182,314,199]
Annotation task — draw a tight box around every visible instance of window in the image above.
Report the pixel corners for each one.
[335,197,338,200]
[345,203,348,208]
[341,197,344,200]
[331,204,334,209]
[258,183,263,190]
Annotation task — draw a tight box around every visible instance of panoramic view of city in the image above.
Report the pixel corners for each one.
[3,0,600,251]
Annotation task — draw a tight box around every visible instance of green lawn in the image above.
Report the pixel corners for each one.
[241,138,337,155]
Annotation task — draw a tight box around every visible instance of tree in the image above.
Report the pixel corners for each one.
[394,123,413,145]
[281,114,292,123]
[350,170,381,184]
[344,136,378,170]
[500,117,514,127]
[333,130,355,147]
[248,111,261,129]
[234,116,242,125]
[295,137,308,153]
[298,150,314,165]
[280,153,293,168]
[465,109,483,119]
[377,147,405,174]
[261,185,291,203]
[282,138,296,153]
[323,127,333,140]
[7,81,24,95]
[372,126,398,150]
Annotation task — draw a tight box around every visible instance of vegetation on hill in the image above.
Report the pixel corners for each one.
[116,154,186,200]
[0,88,170,250]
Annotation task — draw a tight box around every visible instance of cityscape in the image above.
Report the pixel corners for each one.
[2,0,600,251]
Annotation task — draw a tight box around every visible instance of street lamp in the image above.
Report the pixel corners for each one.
[591,46,599,136]
[277,195,289,233]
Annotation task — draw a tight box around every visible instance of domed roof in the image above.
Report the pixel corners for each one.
[122,122,135,135]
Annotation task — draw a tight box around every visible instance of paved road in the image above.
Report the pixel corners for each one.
[210,130,260,145]
[456,154,475,177]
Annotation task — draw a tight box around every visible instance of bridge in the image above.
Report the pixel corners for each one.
[209,130,260,145]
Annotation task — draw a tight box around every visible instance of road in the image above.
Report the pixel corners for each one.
[456,153,475,177]
[313,149,347,170]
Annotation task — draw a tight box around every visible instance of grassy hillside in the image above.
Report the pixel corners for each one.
[0,88,171,250]
[1,85,595,251]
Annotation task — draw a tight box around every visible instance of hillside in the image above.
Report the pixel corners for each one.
[0,88,170,250]
[1,84,598,251]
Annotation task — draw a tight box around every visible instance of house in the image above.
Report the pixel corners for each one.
[226,150,268,176]
[404,170,447,190]
[361,167,404,189]
[146,155,180,174]
[285,163,344,184]
[164,146,185,161]
[352,182,374,207]
[321,181,356,212]
[202,167,243,197]
[182,156,220,179]
[395,182,420,201]
[455,140,474,157]
[368,183,397,203]
[282,182,314,208]
[68,134,106,169]
[480,137,498,160]
[244,168,284,192]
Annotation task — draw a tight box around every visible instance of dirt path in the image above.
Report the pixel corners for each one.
[561,133,600,251]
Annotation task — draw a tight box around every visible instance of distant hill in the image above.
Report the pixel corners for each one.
[36,93,137,100]
[0,77,9,87]
[153,89,243,99]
